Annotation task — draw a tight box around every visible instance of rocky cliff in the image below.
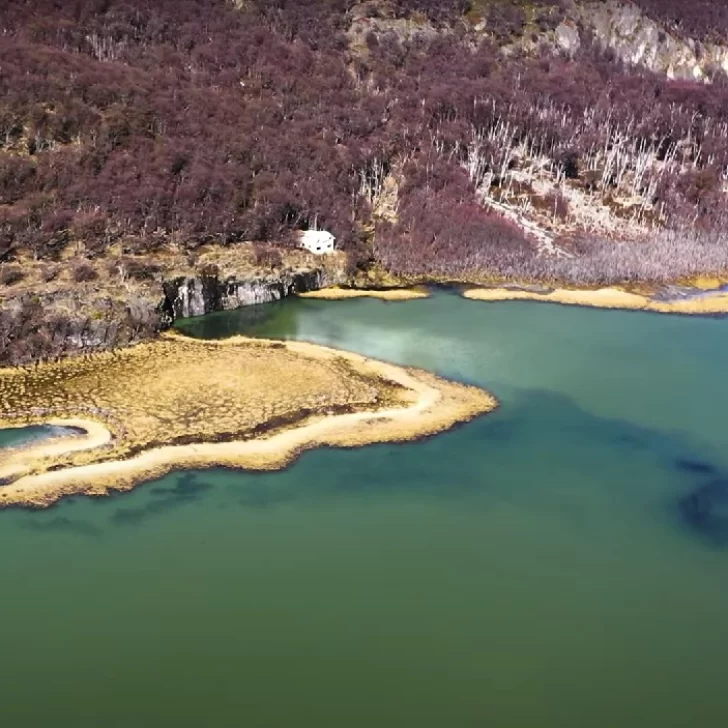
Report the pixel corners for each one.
[162,267,340,320]
[349,1,728,82]
[0,259,346,367]
[570,1,728,81]
[490,0,728,80]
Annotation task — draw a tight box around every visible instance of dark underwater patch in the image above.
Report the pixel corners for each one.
[236,484,294,509]
[19,516,102,539]
[112,473,213,525]
[612,432,646,450]
[674,458,717,475]
[112,499,176,525]
[150,472,213,499]
[678,479,728,545]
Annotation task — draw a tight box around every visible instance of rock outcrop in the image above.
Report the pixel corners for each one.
[162,267,340,320]
[575,1,728,81]
[347,1,728,82]
[0,263,345,367]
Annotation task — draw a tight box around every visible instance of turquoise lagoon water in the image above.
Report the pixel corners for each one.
[0,424,73,450]
[2,289,728,727]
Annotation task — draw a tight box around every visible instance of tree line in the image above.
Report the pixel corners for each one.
[1,0,728,283]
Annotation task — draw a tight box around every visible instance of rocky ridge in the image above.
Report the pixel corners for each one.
[348,1,728,82]
[163,267,334,320]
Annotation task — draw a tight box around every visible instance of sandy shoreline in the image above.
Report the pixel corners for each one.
[0,334,496,508]
[462,286,728,314]
[298,286,430,301]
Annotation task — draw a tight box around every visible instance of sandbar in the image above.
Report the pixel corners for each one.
[0,332,496,508]
[298,286,430,301]
[463,286,728,314]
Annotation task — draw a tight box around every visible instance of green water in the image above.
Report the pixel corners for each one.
[3,290,728,728]
[0,424,72,450]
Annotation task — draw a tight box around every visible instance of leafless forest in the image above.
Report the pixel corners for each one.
[2,0,728,289]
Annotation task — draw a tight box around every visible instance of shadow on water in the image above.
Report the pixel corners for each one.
[111,472,213,526]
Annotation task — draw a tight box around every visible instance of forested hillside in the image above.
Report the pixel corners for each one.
[3,0,728,363]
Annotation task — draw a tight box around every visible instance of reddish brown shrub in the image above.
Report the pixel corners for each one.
[72,262,98,282]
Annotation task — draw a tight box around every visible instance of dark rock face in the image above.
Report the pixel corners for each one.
[162,268,334,320]
[0,266,339,366]
[0,288,171,367]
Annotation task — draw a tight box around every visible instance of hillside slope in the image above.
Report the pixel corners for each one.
[3,0,728,362]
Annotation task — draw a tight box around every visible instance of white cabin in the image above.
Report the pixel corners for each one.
[298,230,335,255]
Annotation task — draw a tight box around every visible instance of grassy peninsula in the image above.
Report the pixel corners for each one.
[0,332,496,508]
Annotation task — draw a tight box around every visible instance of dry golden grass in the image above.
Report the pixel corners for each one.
[298,286,430,301]
[0,332,394,470]
[680,275,726,291]
[0,332,496,508]
[463,286,728,314]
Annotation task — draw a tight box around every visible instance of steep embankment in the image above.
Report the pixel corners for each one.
[163,267,335,318]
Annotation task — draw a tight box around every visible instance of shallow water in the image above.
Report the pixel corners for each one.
[3,290,728,727]
[0,424,76,450]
